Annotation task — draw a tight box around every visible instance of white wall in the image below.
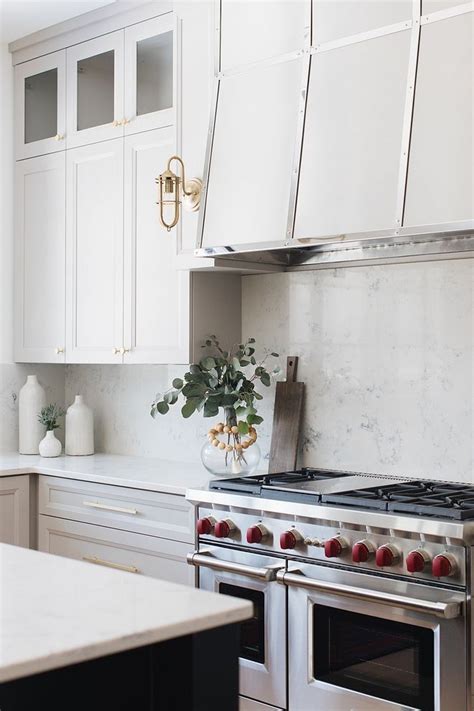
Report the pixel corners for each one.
[0,44,65,452]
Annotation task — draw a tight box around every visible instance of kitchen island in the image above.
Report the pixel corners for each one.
[0,543,252,711]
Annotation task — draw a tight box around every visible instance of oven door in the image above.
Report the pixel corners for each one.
[188,546,286,709]
[279,562,467,711]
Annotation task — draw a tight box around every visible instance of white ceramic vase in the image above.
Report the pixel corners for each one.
[19,374,46,454]
[39,429,62,458]
[65,395,94,456]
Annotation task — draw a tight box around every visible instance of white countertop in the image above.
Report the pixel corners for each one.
[0,543,252,683]
[0,452,218,495]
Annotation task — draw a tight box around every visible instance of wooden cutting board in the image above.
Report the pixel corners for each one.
[268,356,305,474]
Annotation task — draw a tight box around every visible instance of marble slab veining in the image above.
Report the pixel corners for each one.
[0,543,252,683]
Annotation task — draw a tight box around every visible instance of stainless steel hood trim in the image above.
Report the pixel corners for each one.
[196,223,474,269]
[186,487,474,543]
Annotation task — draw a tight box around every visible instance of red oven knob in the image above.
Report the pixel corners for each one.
[280,530,302,550]
[214,519,236,538]
[375,544,399,567]
[406,550,430,573]
[246,524,268,544]
[324,536,347,558]
[432,554,456,578]
[352,540,374,563]
[197,517,215,535]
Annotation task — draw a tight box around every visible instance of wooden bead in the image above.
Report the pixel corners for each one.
[212,438,220,447]
[235,443,243,451]
[209,428,217,435]
[225,444,233,452]
[231,425,239,434]
[242,441,250,449]
[218,442,226,450]
[223,425,230,434]
[215,423,224,433]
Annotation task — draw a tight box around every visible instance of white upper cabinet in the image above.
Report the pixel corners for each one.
[15,153,66,363]
[294,28,412,239]
[66,31,125,148]
[66,139,124,363]
[404,12,473,227]
[15,50,66,160]
[312,1,413,45]
[220,0,310,71]
[201,57,303,248]
[123,128,190,363]
[124,15,176,135]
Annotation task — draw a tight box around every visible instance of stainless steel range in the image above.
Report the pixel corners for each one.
[186,468,474,711]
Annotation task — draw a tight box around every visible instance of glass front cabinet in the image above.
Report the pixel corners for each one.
[15,50,66,160]
[15,15,176,158]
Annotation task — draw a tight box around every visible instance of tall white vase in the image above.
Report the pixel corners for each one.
[19,375,46,454]
[65,395,94,455]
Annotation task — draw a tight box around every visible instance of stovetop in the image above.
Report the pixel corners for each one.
[209,468,474,521]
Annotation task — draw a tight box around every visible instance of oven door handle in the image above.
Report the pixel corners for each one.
[276,569,463,619]
[187,551,282,581]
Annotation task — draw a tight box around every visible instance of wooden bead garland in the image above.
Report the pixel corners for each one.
[207,421,258,452]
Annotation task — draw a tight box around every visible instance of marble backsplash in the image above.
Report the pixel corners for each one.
[3,259,471,483]
[0,364,65,451]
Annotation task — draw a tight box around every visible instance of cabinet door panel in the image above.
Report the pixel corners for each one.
[0,476,30,548]
[202,58,303,248]
[67,31,124,148]
[123,129,190,363]
[295,29,411,238]
[404,12,473,226]
[124,15,175,135]
[220,0,310,70]
[38,516,194,586]
[15,153,66,363]
[66,140,124,363]
[313,1,412,45]
[15,50,66,160]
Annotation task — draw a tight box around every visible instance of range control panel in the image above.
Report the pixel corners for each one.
[196,508,466,585]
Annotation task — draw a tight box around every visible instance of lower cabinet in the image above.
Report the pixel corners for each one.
[0,476,30,548]
[38,515,194,586]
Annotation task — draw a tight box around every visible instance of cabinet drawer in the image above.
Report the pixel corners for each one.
[38,476,194,543]
[38,515,195,586]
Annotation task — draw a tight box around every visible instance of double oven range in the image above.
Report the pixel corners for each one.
[186,469,474,711]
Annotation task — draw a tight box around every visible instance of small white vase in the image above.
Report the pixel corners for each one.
[19,375,46,454]
[39,430,62,458]
[65,395,94,456]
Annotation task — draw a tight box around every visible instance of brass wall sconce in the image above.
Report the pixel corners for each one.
[155,155,202,231]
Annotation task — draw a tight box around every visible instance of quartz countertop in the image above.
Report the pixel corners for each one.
[0,543,252,683]
[0,452,219,495]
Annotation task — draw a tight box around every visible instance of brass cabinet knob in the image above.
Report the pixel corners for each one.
[113,347,120,355]
[54,134,64,141]
[112,120,120,127]
[55,347,64,354]
[121,118,130,125]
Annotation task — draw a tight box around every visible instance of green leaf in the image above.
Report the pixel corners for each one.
[189,364,202,374]
[181,399,198,418]
[203,399,219,418]
[231,357,240,370]
[247,414,263,425]
[221,394,238,407]
[172,378,183,389]
[163,390,179,405]
[200,356,216,371]
[238,420,249,435]
[271,352,279,357]
[260,372,271,387]
[156,401,169,415]
[254,392,263,401]
[235,405,246,416]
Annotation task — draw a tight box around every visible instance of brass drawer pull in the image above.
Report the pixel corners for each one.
[82,555,140,574]
[82,500,138,515]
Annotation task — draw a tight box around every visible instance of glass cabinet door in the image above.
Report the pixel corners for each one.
[67,30,124,149]
[124,15,175,135]
[15,50,66,160]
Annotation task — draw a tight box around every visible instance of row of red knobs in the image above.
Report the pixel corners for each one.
[197,519,454,577]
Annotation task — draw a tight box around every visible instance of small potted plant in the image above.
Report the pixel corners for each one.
[151,336,279,475]
[38,404,65,458]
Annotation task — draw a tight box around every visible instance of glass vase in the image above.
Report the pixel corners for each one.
[200,408,261,477]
